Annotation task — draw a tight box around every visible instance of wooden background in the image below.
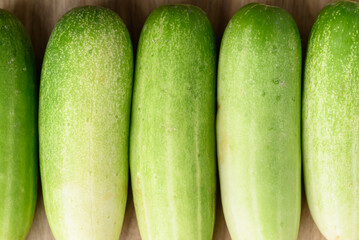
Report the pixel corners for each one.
[1,0,356,239]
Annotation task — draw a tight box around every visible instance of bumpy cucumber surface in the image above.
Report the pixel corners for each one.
[217,3,302,240]
[130,5,216,240]
[303,1,359,239]
[39,6,133,240]
[0,9,37,240]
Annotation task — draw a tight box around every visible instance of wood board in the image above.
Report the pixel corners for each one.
[0,0,353,239]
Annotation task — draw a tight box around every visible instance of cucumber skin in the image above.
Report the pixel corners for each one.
[303,1,359,239]
[0,9,37,240]
[39,7,133,240]
[217,4,301,240]
[130,5,216,240]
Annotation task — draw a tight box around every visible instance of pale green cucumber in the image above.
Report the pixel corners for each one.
[130,5,216,240]
[39,6,133,240]
[0,9,37,240]
[303,1,359,239]
[217,3,301,240]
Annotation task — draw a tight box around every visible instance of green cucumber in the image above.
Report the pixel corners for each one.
[0,9,37,240]
[217,3,301,239]
[303,1,359,239]
[39,6,133,240]
[130,5,216,240]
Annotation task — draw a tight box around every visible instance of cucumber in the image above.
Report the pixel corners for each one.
[217,3,302,240]
[39,6,133,240]
[303,1,359,239]
[0,9,37,240]
[130,5,216,240]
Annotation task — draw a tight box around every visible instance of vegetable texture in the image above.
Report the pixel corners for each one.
[303,1,359,239]
[39,6,133,240]
[0,9,37,240]
[130,5,217,240]
[217,3,302,240]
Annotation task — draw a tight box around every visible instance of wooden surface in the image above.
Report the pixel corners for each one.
[1,0,355,239]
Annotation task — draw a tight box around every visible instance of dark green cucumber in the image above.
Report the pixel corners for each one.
[0,9,37,240]
[130,5,216,240]
[217,3,302,240]
[39,6,133,240]
[303,1,359,239]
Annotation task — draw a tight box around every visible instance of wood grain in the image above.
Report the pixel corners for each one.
[1,0,353,239]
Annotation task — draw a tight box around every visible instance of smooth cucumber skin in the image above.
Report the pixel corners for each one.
[130,5,216,240]
[0,9,37,240]
[303,1,359,239]
[39,6,133,240]
[217,4,301,240]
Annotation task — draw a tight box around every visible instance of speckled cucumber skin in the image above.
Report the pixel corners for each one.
[130,5,216,240]
[39,6,133,240]
[0,9,37,240]
[217,4,301,240]
[303,1,359,239]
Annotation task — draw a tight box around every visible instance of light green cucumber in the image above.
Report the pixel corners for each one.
[39,6,133,240]
[303,1,359,239]
[130,5,216,240]
[0,9,37,240]
[217,3,302,240]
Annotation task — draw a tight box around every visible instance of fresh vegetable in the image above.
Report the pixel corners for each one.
[303,1,359,239]
[39,6,133,240]
[130,5,217,240]
[217,3,302,239]
[0,9,37,240]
